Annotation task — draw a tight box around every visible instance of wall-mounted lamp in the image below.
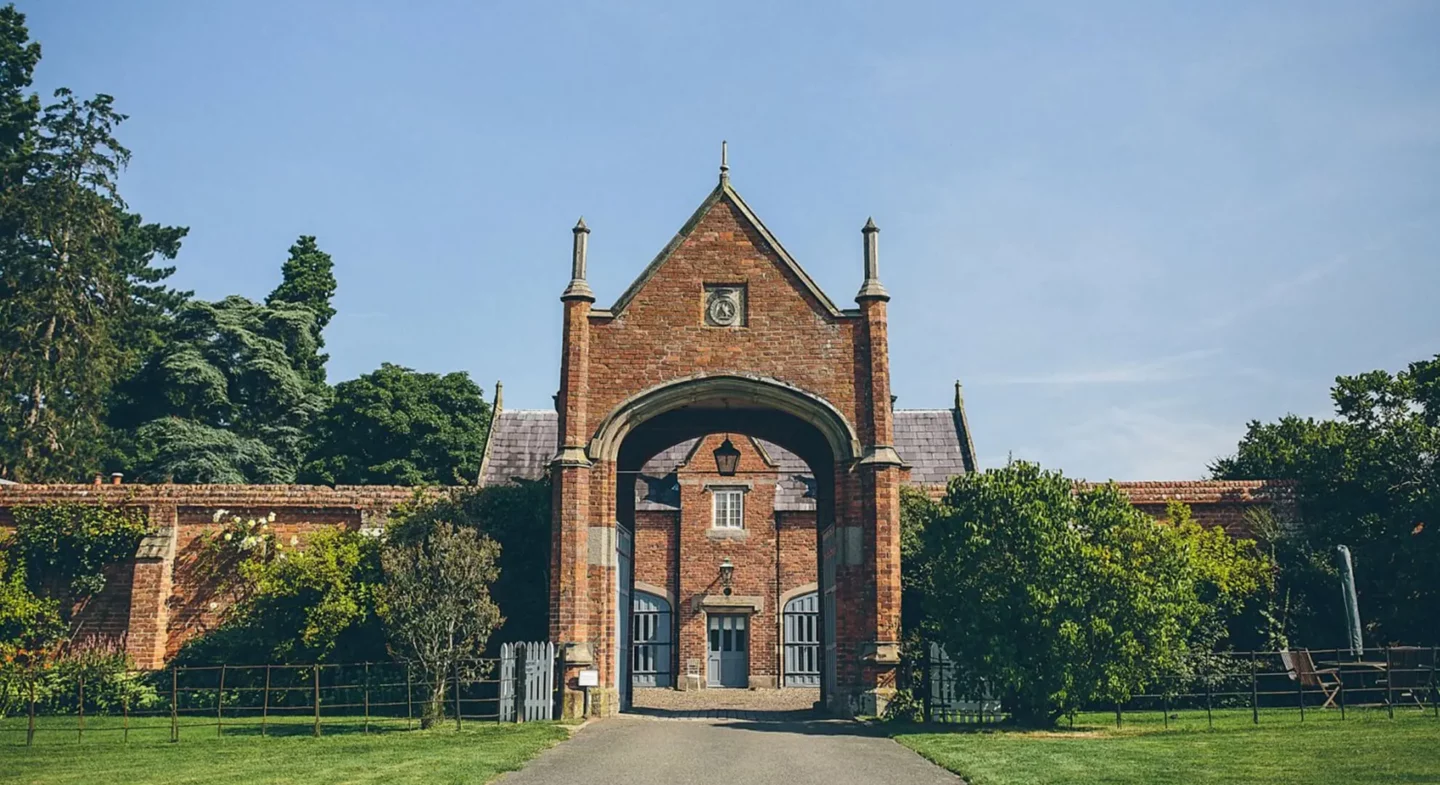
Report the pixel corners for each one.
[719,557,734,596]
[713,436,740,477]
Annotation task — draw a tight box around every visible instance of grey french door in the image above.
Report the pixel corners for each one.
[632,591,672,688]
[783,592,821,687]
[707,614,749,688]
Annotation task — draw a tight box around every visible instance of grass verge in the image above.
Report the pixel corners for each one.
[894,707,1440,785]
[0,716,567,785]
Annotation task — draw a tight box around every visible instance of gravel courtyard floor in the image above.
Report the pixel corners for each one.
[628,687,820,720]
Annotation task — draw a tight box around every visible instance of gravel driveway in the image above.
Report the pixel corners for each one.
[497,714,962,785]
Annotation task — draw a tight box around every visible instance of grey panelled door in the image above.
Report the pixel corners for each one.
[821,526,837,701]
[707,614,749,687]
[631,591,672,688]
[617,526,633,708]
[783,592,821,687]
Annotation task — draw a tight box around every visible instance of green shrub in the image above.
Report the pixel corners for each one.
[919,462,1270,726]
[11,503,151,601]
[0,637,158,718]
[175,525,386,665]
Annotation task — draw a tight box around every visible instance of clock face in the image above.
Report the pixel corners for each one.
[707,289,741,326]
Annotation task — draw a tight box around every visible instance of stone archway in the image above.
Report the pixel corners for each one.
[548,164,904,718]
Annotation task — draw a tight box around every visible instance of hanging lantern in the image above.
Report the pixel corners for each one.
[713,436,741,477]
[719,557,735,595]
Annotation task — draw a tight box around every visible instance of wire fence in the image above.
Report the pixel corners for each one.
[915,644,1440,728]
[0,657,553,746]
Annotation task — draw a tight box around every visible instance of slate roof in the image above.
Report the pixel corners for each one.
[478,408,976,511]
[478,410,558,487]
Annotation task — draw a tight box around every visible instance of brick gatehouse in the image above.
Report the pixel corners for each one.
[472,157,1290,719]
[0,155,1297,719]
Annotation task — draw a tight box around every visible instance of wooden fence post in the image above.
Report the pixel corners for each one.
[1115,702,1122,729]
[1162,685,1169,730]
[1386,647,1394,720]
[217,664,226,736]
[363,663,370,734]
[1250,652,1259,725]
[26,671,35,747]
[453,660,462,731]
[1204,677,1213,730]
[77,672,85,742]
[170,666,179,743]
[405,663,413,731]
[123,687,130,744]
[261,665,271,737]
[313,666,321,737]
[1297,663,1305,722]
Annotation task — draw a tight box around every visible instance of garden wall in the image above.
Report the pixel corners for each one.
[0,479,1294,670]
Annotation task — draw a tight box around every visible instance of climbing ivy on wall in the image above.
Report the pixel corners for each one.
[10,503,151,606]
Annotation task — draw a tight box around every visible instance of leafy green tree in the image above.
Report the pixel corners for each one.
[0,4,40,181]
[0,8,186,481]
[388,480,550,645]
[920,462,1268,726]
[301,364,490,486]
[1213,355,1440,646]
[129,296,326,483]
[266,235,336,387]
[378,522,502,728]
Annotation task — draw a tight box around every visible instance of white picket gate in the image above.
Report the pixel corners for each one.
[499,641,556,722]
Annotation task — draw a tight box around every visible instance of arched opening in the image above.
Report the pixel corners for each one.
[602,376,850,711]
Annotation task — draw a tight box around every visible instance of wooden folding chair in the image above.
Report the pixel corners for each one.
[1282,649,1342,708]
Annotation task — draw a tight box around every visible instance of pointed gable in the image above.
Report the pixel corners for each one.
[597,181,850,320]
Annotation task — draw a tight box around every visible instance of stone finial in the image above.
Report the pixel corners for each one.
[856,217,889,301]
[562,217,595,301]
[954,380,965,409]
[720,140,729,185]
[494,380,504,412]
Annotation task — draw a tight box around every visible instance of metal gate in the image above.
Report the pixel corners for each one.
[617,526,634,707]
[821,526,838,701]
[707,614,749,687]
[632,591,672,687]
[924,641,1002,723]
[783,592,821,687]
[499,641,556,721]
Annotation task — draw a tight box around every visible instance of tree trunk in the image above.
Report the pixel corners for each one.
[420,678,447,729]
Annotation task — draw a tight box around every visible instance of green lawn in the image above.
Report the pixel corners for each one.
[0,716,567,785]
[895,708,1440,785]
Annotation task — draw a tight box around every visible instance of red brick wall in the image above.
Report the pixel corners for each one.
[1,477,1297,675]
[585,199,865,441]
[0,484,423,667]
[634,510,678,598]
[627,436,825,688]
[165,506,366,658]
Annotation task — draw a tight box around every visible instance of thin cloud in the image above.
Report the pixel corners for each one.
[1051,405,1242,481]
[980,349,1221,386]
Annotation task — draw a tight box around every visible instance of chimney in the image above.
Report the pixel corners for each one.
[93,473,103,486]
[110,472,123,486]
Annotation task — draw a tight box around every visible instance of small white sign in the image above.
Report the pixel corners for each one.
[577,669,599,687]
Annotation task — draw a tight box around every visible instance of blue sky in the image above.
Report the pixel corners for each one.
[22,1,1440,480]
